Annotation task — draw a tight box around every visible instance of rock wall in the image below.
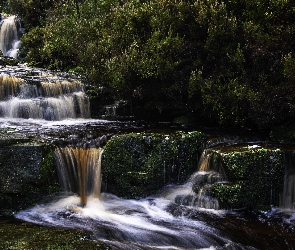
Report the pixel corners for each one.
[0,138,60,215]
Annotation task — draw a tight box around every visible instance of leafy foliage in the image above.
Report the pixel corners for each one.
[7,0,295,130]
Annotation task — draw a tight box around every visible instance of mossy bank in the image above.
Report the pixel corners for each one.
[101,132,291,211]
[102,131,205,198]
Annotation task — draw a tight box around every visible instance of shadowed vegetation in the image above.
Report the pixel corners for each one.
[2,0,295,137]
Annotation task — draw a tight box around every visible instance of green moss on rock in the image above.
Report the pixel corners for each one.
[209,147,284,210]
[0,140,60,215]
[0,217,108,250]
[102,131,205,198]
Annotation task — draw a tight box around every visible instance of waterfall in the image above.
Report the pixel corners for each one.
[0,16,91,120]
[0,15,21,58]
[54,147,103,206]
[281,151,295,210]
[0,75,22,100]
[173,149,227,210]
[0,75,91,120]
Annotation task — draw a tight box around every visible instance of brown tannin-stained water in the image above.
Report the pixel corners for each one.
[54,147,103,206]
[0,64,293,249]
[15,142,295,250]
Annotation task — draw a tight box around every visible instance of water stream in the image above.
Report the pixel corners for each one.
[15,140,295,249]
[0,63,292,248]
[0,134,293,249]
[281,151,295,210]
[0,15,22,58]
[0,35,294,248]
[13,144,251,249]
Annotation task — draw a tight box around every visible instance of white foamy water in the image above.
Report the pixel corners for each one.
[0,117,109,129]
[15,191,252,250]
[0,15,21,58]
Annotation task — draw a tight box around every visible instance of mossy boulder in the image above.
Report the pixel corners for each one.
[209,146,285,210]
[0,139,60,215]
[102,131,205,198]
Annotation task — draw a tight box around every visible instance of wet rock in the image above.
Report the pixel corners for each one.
[99,135,108,147]
[102,131,205,199]
[0,139,60,215]
[207,146,285,210]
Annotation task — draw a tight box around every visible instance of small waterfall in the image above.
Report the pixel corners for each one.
[54,147,103,206]
[281,151,295,210]
[0,75,90,120]
[174,149,227,209]
[0,75,22,100]
[0,15,21,58]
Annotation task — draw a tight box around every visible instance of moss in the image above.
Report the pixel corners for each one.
[39,144,61,194]
[0,141,60,215]
[0,217,109,250]
[102,131,205,199]
[209,147,285,210]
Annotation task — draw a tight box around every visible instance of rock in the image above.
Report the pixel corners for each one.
[0,139,60,215]
[101,131,205,199]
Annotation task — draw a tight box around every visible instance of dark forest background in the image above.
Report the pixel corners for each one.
[1,0,295,139]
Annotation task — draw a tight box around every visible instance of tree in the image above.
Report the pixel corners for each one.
[17,0,295,129]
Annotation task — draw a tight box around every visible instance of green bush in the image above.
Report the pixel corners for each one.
[9,0,295,128]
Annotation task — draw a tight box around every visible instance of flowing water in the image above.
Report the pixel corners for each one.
[15,142,295,249]
[0,68,90,120]
[0,15,21,58]
[281,151,295,210]
[0,63,294,248]
[54,147,103,206]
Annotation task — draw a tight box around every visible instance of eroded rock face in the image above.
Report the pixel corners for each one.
[0,138,60,215]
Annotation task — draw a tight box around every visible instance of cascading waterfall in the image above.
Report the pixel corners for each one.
[54,146,227,210]
[0,15,21,58]
[1,10,291,249]
[54,146,103,206]
[17,145,249,250]
[0,75,22,99]
[0,75,90,120]
[0,17,90,121]
[173,148,227,210]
